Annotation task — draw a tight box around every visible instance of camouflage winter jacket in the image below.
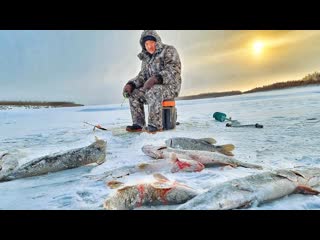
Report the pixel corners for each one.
[128,30,182,97]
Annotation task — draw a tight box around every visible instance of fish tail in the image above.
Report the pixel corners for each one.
[296,185,320,195]
[170,153,178,162]
[107,180,124,189]
[216,144,235,156]
[138,163,150,170]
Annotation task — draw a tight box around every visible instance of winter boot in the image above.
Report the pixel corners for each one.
[146,125,163,134]
[126,124,143,132]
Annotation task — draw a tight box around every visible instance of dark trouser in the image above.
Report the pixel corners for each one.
[128,85,176,129]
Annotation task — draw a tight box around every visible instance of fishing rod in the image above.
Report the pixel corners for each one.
[121,97,127,107]
[83,121,108,131]
[226,123,263,128]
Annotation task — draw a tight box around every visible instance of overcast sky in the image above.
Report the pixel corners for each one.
[0,30,319,105]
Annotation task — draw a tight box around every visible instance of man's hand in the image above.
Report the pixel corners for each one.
[123,83,134,98]
[143,76,159,91]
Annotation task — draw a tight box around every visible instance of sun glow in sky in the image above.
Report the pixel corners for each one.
[252,41,265,55]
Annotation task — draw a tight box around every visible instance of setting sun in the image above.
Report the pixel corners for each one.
[253,41,265,55]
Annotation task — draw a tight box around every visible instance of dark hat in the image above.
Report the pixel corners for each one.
[142,35,157,44]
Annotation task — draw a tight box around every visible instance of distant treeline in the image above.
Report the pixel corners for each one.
[245,72,320,93]
[176,91,242,100]
[0,101,84,107]
[177,72,320,100]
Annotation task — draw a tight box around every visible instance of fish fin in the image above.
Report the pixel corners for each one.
[94,136,106,148]
[235,200,255,209]
[170,153,178,163]
[296,185,320,195]
[151,181,173,189]
[236,185,255,192]
[226,163,237,168]
[117,185,133,192]
[0,153,9,160]
[153,173,169,182]
[290,170,306,179]
[219,165,235,171]
[217,144,235,156]
[199,138,217,144]
[218,150,234,156]
[138,163,150,170]
[158,146,167,150]
[106,180,124,189]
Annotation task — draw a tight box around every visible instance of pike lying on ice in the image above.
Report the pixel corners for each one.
[142,145,262,169]
[165,137,235,156]
[87,153,205,181]
[0,137,106,182]
[104,173,198,210]
[177,167,320,210]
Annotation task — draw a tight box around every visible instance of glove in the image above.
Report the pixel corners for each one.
[143,75,160,91]
[123,83,134,98]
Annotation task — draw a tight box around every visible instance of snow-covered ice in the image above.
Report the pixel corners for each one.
[0,85,320,210]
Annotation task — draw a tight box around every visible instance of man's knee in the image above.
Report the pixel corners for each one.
[145,85,163,101]
[129,89,145,100]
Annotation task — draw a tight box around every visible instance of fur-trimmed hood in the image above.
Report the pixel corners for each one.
[138,30,164,60]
